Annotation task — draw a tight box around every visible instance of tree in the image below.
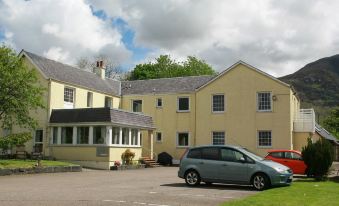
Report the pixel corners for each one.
[126,55,216,80]
[302,138,333,180]
[0,45,45,130]
[323,107,339,139]
[76,54,124,80]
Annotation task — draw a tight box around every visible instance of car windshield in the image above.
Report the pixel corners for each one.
[239,148,264,161]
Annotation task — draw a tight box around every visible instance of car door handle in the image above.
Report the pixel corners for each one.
[199,162,204,164]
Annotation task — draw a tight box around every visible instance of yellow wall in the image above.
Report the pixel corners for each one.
[293,132,321,152]
[196,64,293,156]
[109,147,142,163]
[121,93,196,159]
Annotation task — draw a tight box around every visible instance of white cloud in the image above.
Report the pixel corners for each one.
[89,0,339,76]
[0,0,131,65]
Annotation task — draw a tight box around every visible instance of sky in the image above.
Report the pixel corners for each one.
[1,0,339,77]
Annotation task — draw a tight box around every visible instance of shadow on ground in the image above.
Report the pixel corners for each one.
[161,182,255,191]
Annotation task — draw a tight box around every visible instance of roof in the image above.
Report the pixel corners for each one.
[121,75,215,95]
[22,50,120,96]
[196,61,291,91]
[49,107,155,129]
[315,123,339,145]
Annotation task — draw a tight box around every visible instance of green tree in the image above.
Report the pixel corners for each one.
[0,45,45,130]
[126,55,216,80]
[302,138,333,180]
[323,107,339,139]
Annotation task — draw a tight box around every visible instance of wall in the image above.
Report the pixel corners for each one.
[109,147,142,166]
[293,132,321,152]
[121,93,196,159]
[195,63,293,157]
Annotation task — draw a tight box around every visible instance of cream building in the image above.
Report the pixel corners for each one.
[1,50,337,169]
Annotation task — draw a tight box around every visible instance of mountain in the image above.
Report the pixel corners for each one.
[279,54,339,122]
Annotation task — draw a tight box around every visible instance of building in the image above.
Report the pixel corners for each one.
[1,50,337,169]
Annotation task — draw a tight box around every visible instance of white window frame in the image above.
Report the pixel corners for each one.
[87,92,93,107]
[176,132,189,147]
[156,98,163,108]
[212,94,225,113]
[156,132,162,143]
[211,131,225,145]
[257,92,273,112]
[105,96,113,108]
[257,130,272,148]
[132,99,142,112]
[177,97,190,112]
[64,87,75,109]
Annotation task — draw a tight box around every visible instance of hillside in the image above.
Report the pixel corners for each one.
[279,54,339,122]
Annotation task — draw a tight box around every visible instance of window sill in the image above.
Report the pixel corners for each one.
[257,110,272,113]
[212,111,225,114]
[177,110,190,113]
[257,146,272,149]
[176,146,189,148]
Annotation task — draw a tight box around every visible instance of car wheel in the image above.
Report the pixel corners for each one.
[185,170,201,186]
[252,173,269,190]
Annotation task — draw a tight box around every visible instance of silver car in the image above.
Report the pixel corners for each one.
[178,145,293,190]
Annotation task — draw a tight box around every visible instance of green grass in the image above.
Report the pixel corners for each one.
[221,179,339,206]
[0,159,76,169]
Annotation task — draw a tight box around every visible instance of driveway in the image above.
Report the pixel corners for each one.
[0,167,256,206]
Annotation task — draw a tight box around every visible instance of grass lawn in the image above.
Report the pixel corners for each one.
[0,159,76,169]
[221,179,339,206]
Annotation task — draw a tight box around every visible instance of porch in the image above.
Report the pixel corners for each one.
[48,107,155,169]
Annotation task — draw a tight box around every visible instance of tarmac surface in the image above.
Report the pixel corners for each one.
[0,166,257,206]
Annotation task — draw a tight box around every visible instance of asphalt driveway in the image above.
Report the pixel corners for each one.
[0,167,256,206]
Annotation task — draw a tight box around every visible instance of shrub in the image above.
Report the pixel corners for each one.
[302,138,333,180]
[0,132,32,150]
[121,149,135,165]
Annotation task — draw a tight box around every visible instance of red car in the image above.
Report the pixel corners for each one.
[265,150,307,175]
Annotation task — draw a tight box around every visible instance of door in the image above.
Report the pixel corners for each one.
[197,147,221,180]
[218,148,249,183]
[284,151,306,174]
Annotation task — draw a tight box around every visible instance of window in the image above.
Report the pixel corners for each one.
[132,100,142,112]
[212,94,224,112]
[177,132,189,147]
[258,131,272,147]
[77,127,89,144]
[61,127,73,144]
[156,132,162,142]
[187,148,202,159]
[178,97,189,112]
[212,132,225,145]
[156,98,162,107]
[52,127,58,144]
[87,92,93,107]
[220,148,245,162]
[2,128,11,137]
[112,127,120,145]
[64,87,75,109]
[35,130,43,144]
[201,147,220,160]
[64,88,74,103]
[257,92,272,111]
[131,129,138,145]
[122,128,129,145]
[93,126,105,144]
[285,152,302,160]
[269,152,284,158]
[105,96,112,108]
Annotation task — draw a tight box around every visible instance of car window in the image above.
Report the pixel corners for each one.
[269,152,284,158]
[220,148,245,162]
[201,147,220,160]
[285,152,302,160]
[187,148,201,159]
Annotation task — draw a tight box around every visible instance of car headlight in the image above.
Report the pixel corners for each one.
[274,167,290,174]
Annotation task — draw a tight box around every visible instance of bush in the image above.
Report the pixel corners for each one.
[121,149,135,165]
[302,138,333,180]
[0,132,32,150]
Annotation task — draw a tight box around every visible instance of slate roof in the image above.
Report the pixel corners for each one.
[23,51,120,96]
[315,123,339,145]
[50,107,155,129]
[121,75,215,95]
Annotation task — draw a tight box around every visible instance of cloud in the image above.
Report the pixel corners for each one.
[0,0,131,65]
[89,0,339,76]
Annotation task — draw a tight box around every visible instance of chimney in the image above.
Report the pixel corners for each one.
[93,60,105,79]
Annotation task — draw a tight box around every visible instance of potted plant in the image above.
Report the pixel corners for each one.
[121,149,135,165]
